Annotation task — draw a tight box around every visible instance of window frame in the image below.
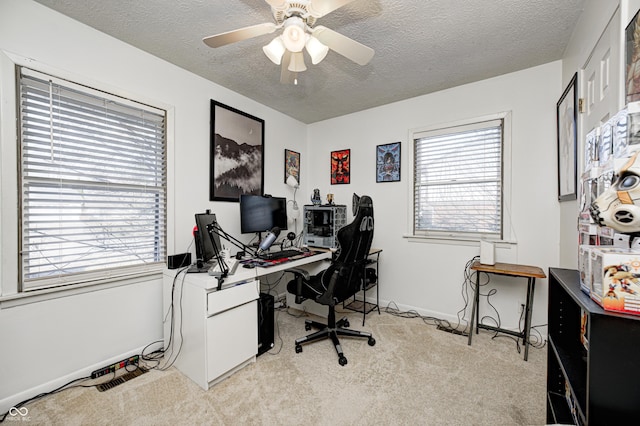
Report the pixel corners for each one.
[0,50,173,303]
[407,111,513,243]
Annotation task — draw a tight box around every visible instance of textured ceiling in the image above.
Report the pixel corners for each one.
[33,0,586,124]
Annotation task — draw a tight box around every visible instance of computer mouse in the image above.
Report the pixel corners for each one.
[242,263,255,269]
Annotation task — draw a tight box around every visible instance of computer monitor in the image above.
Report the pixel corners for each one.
[194,212,223,266]
[239,195,288,234]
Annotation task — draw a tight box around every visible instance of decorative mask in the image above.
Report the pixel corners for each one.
[591,152,640,234]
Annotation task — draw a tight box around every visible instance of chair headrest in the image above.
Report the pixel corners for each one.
[352,194,373,216]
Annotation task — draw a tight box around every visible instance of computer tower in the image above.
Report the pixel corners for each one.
[257,293,274,356]
[303,204,347,248]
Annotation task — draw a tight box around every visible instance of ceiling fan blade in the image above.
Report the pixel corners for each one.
[265,0,287,8]
[203,23,277,48]
[307,0,357,17]
[313,26,374,66]
[280,51,298,84]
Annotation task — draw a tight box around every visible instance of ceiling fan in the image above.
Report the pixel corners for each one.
[202,0,374,84]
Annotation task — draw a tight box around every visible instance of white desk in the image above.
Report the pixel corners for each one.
[163,251,331,390]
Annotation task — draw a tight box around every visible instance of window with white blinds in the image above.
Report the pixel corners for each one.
[413,119,503,239]
[18,67,167,291]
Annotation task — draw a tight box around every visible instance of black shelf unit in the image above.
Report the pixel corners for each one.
[344,250,381,326]
[547,268,640,425]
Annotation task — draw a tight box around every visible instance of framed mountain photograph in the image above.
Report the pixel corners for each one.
[209,100,264,201]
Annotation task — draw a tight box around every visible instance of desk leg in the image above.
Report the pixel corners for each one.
[467,270,480,346]
[523,277,536,361]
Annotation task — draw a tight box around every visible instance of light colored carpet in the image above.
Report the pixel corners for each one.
[21,307,546,425]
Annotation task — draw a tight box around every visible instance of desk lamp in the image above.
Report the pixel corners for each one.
[287,175,300,234]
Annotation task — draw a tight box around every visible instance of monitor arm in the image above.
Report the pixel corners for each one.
[206,221,257,258]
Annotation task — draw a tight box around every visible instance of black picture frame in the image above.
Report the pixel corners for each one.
[376,142,401,182]
[209,100,264,202]
[557,72,578,202]
[284,149,300,184]
[626,9,640,104]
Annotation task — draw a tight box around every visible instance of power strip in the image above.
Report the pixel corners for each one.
[91,355,139,379]
[436,324,468,337]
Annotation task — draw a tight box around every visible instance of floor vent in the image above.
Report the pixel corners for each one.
[96,367,148,392]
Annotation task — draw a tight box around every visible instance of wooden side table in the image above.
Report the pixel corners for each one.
[467,261,546,361]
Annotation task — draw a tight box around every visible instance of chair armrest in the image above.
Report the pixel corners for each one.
[316,268,339,306]
[286,267,311,304]
[285,267,310,281]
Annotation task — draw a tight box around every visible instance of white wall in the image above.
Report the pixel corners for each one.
[0,0,307,411]
[307,62,562,332]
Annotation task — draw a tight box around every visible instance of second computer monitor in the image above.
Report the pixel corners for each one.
[194,212,223,264]
[239,195,287,234]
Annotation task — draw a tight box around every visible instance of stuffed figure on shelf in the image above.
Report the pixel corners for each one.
[311,188,322,205]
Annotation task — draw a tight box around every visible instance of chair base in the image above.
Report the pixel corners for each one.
[294,311,375,366]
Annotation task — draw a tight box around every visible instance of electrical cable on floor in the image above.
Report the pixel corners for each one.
[286,305,309,318]
[140,339,165,370]
[383,300,455,329]
[0,366,131,423]
[382,257,484,332]
[0,376,87,423]
[528,323,548,349]
[157,269,188,371]
[487,299,522,353]
[1,257,197,422]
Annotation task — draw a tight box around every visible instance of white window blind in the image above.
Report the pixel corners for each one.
[413,119,503,238]
[19,67,167,291]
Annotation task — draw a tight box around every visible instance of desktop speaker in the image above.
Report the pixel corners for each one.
[167,252,192,269]
[480,240,495,265]
[257,293,275,356]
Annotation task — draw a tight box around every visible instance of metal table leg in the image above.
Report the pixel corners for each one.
[522,277,536,361]
[467,270,480,345]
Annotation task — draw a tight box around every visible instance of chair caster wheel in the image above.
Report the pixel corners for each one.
[343,319,350,327]
[295,344,302,353]
[368,337,376,346]
[305,323,312,331]
[339,356,347,366]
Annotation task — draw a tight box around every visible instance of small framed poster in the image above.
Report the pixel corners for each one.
[376,142,401,182]
[284,149,300,184]
[331,149,350,184]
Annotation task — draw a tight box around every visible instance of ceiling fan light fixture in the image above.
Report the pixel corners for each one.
[263,36,286,65]
[282,17,306,52]
[306,35,329,64]
[288,51,307,72]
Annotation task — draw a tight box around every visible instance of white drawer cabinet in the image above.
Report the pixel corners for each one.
[206,300,256,383]
[163,270,259,390]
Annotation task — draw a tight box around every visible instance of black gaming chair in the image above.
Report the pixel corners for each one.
[286,194,376,366]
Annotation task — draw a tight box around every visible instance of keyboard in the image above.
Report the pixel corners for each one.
[258,249,303,261]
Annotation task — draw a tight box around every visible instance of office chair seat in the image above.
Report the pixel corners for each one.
[286,194,376,366]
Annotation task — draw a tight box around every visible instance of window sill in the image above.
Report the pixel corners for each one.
[0,270,163,309]
[403,234,517,248]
